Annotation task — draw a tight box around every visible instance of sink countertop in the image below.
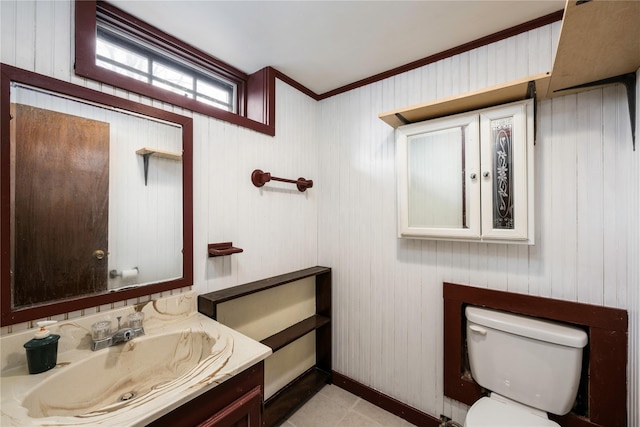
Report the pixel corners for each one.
[0,291,272,426]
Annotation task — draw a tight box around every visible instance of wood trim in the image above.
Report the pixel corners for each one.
[246,67,276,135]
[316,10,564,100]
[587,328,628,427]
[0,63,194,326]
[272,68,319,100]
[443,282,628,427]
[198,266,331,317]
[74,1,275,137]
[196,386,262,427]
[332,371,441,427]
[75,1,562,124]
[316,271,332,374]
[147,362,264,427]
[0,66,11,323]
[443,282,627,331]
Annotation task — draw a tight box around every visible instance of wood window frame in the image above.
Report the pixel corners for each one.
[443,282,628,427]
[75,1,276,136]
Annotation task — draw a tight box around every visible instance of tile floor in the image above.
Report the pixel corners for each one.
[280,384,415,427]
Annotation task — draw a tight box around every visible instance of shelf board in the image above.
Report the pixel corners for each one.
[379,1,639,132]
[199,266,331,315]
[379,72,551,128]
[547,0,640,97]
[261,315,330,352]
[135,147,182,160]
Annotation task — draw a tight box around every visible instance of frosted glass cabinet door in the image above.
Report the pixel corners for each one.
[479,100,534,242]
[396,113,481,239]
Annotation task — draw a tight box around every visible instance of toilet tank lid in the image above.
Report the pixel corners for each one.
[466,306,588,348]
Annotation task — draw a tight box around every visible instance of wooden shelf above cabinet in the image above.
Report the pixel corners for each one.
[547,0,640,97]
[379,0,639,144]
[379,73,551,128]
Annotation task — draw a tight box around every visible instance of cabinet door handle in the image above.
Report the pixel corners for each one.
[482,171,490,178]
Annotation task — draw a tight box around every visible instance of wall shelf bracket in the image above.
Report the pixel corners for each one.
[208,242,243,257]
[554,72,636,150]
[136,147,183,186]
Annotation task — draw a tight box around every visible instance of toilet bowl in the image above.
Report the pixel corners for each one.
[464,306,587,427]
[465,394,559,427]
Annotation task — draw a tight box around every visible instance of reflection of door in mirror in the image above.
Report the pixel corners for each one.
[11,104,109,308]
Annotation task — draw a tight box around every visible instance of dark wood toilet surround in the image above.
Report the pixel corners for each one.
[444,282,628,427]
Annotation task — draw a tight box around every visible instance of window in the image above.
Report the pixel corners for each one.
[75,1,276,136]
[96,25,237,112]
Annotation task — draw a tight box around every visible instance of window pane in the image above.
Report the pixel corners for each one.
[97,58,148,83]
[152,79,194,98]
[152,62,193,91]
[96,23,237,113]
[196,95,231,111]
[97,37,148,73]
[196,80,233,111]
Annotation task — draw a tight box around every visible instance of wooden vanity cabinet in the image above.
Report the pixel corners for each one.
[147,361,264,427]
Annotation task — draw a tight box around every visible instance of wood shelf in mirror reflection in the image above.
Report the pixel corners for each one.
[135,147,183,160]
[136,147,183,186]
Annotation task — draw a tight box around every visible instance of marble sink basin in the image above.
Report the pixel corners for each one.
[22,330,216,418]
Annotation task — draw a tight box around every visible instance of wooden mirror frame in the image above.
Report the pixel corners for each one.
[0,64,194,326]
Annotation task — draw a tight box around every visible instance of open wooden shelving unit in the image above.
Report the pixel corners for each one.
[198,266,332,427]
[379,0,640,147]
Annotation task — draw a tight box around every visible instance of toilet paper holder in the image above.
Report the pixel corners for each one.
[109,267,139,279]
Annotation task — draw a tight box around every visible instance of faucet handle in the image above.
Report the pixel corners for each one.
[127,312,145,329]
[91,320,112,340]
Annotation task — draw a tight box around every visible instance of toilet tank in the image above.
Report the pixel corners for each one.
[465,306,588,415]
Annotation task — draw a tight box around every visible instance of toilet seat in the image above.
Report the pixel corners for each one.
[465,396,560,427]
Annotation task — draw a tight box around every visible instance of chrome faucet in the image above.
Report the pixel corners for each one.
[91,313,145,351]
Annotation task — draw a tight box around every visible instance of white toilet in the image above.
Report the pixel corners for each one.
[464,306,588,427]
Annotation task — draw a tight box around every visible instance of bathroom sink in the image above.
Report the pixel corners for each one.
[1,292,272,427]
[22,329,216,418]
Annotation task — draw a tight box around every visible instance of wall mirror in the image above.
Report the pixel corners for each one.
[1,64,193,326]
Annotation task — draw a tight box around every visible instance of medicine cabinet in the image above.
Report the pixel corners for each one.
[396,99,534,244]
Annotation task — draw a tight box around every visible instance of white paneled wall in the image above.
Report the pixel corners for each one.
[1,0,318,329]
[318,23,639,424]
[193,78,318,291]
[2,1,639,426]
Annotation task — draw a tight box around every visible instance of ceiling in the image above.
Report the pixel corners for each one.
[108,0,566,96]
